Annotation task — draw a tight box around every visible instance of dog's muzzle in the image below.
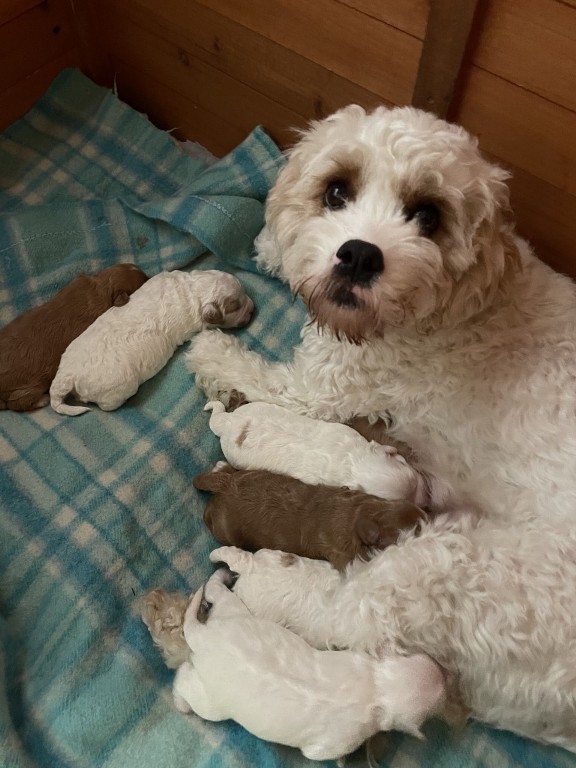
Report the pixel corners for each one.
[334,239,384,286]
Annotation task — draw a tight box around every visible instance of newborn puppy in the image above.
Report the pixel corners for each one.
[50,270,253,415]
[171,568,447,762]
[204,400,431,505]
[194,462,427,570]
[0,263,147,411]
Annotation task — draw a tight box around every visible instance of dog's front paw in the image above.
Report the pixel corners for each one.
[186,330,246,375]
[185,330,249,401]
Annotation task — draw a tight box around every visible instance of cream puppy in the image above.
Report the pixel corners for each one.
[204,400,432,504]
[50,270,253,415]
[172,568,447,763]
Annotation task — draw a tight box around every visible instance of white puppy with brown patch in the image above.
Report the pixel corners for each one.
[186,105,576,750]
[50,270,253,415]
[171,567,447,763]
[203,399,445,506]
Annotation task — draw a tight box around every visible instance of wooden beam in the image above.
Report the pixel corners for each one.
[412,0,481,118]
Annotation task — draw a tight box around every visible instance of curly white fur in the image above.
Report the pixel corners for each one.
[186,105,576,750]
[204,399,430,503]
[171,568,447,762]
[50,269,253,415]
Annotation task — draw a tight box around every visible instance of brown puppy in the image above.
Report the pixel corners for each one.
[0,263,148,411]
[193,463,428,571]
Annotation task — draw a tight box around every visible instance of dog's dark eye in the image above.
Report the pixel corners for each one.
[324,180,350,210]
[405,202,441,238]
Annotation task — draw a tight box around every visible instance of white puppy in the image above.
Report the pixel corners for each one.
[50,270,253,415]
[186,105,576,750]
[204,399,434,505]
[171,568,447,763]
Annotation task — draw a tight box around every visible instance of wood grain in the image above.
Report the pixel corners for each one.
[0,0,42,26]
[334,0,428,38]
[456,66,576,196]
[104,17,305,150]
[194,0,422,105]
[473,0,576,113]
[0,50,80,131]
[412,0,480,117]
[101,0,387,123]
[0,0,76,93]
[111,63,250,156]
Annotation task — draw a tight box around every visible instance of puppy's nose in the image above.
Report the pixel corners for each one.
[335,239,384,285]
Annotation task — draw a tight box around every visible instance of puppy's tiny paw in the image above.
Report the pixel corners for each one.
[211,565,240,589]
[209,546,251,572]
[226,389,249,411]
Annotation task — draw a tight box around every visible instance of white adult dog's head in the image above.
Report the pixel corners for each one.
[256,106,518,342]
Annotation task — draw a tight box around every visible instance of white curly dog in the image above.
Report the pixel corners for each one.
[187,105,576,751]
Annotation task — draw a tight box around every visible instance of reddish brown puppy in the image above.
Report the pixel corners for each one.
[193,463,428,571]
[0,263,148,411]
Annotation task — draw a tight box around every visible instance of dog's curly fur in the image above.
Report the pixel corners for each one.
[186,105,576,751]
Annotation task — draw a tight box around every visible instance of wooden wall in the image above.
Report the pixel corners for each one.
[0,0,81,130]
[2,0,576,278]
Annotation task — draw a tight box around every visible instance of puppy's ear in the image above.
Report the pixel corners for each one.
[112,289,130,307]
[355,517,397,550]
[201,302,224,325]
[193,470,232,492]
[355,517,380,546]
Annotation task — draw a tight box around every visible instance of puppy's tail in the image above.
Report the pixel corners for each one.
[50,376,91,416]
[203,399,228,436]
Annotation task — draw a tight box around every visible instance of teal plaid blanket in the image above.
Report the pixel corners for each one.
[0,69,573,768]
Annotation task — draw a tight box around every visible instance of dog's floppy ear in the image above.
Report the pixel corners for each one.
[201,302,224,325]
[112,289,130,307]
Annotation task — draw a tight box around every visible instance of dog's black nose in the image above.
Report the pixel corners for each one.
[335,240,384,285]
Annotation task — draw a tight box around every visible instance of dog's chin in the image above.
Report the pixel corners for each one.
[300,277,390,344]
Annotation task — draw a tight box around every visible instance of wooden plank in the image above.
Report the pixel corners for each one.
[506,165,576,279]
[334,0,428,39]
[455,65,576,197]
[0,0,76,93]
[0,49,80,131]
[194,0,421,105]
[0,0,42,26]
[104,18,304,148]
[412,0,481,117]
[473,0,576,114]
[101,0,387,124]
[111,62,251,156]
[68,0,113,85]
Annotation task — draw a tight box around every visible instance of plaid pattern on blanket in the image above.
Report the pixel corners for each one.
[0,69,574,768]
